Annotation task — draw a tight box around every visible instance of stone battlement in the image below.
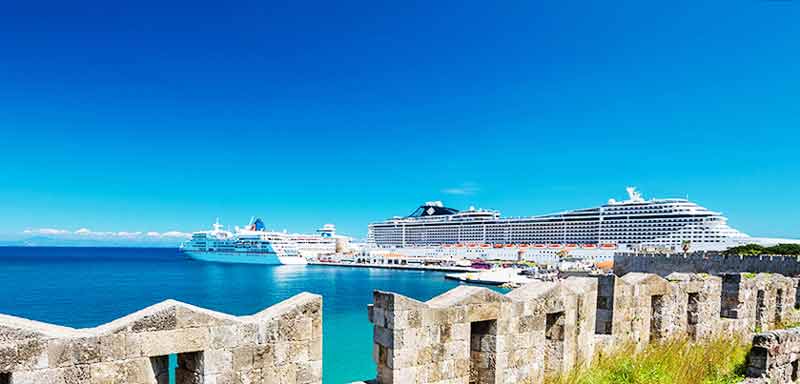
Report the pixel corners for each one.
[369,272,800,383]
[0,293,322,384]
[1,272,799,383]
[614,252,800,277]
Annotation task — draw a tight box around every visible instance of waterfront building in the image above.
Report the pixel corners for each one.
[288,224,352,258]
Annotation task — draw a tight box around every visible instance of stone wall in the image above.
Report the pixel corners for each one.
[745,328,800,383]
[716,273,799,340]
[614,252,800,277]
[368,277,596,384]
[0,293,322,384]
[2,273,799,383]
[664,273,722,341]
[369,272,800,383]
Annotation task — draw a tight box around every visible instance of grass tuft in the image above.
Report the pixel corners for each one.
[545,336,749,384]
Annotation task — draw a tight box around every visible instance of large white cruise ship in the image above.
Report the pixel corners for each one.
[181,218,307,265]
[367,188,787,261]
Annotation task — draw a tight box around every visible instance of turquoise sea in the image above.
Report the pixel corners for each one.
[0,247,466,383]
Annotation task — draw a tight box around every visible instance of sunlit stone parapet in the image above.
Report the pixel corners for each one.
[616,272,672,351]
[664,272,722,341]
[369,277,598,384]
[0,293,322,384]
[367,271,800,384]
[614,252,800,277]
[718,273,798,337]
[745,327,800,383]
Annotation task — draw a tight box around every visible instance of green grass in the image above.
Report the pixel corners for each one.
[742,272,757,279]
[545,336,749,384]
[775,317,800,330]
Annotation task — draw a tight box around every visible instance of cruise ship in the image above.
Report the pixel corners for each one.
[288,224,351,258]
[366,188,786,262]
[181,218,307,265]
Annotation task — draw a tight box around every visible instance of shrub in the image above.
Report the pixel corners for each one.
[724,243,800,256]
[545,336,748,384]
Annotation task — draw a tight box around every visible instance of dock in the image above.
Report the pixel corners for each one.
[308,261,480,273]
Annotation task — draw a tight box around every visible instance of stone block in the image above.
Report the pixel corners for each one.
[373,327,393,348]
[10,368,65,384]
[232,346,255,371]
[176,305,234,329]
[211,326,242,350]
[253,344,274,368]
[49,337,101,367]
[63,365,92,384]
[310,337,322,361]
[371,307,385,328]
[466,303,501,322]
[311,317,322,341]
[97,334,126,362]
[129,307,178,333]
[174,327,210,353]
[138,330,179,357]
[204,349,233,375]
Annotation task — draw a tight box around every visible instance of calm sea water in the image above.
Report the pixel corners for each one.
[0,247,466,383]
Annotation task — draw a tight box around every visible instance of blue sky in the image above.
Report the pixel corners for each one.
[1,1,799,241]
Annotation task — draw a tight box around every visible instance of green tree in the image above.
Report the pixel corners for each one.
[765,243,800,255]
[722,244,765,256]
[723,243,800,256]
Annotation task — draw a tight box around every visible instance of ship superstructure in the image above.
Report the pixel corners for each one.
[367,188,756,253]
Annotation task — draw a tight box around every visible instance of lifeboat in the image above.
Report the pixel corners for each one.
[455,244,464,248]
[566,244,577,249]
[581,244,598,249]
[468,244,477,248]
[534,244,546,249]
[549,244,562,249]
[443,244,452,248]
[519,244,529,248]
[480,244,490,248]
[600,243,617,249]
[494,244,503,248]
[505,244,514,248]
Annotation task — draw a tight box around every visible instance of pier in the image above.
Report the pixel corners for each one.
[308,261,479,273]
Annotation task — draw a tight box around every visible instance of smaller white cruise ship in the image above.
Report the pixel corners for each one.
[181,218,307,265]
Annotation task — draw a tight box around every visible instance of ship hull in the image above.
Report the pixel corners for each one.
[183,251,308,265]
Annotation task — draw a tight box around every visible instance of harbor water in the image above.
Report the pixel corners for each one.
[0,247,466,383]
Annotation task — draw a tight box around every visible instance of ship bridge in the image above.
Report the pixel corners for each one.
[407,201,459,218]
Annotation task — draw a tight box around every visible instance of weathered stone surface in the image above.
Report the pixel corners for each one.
[370,272,800,384]
[745,327,800,383]
[615,252,800,277]
[0,293,322,384]
[1,270,796,384]
[370,278,597,384]
[129,308,178,333]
